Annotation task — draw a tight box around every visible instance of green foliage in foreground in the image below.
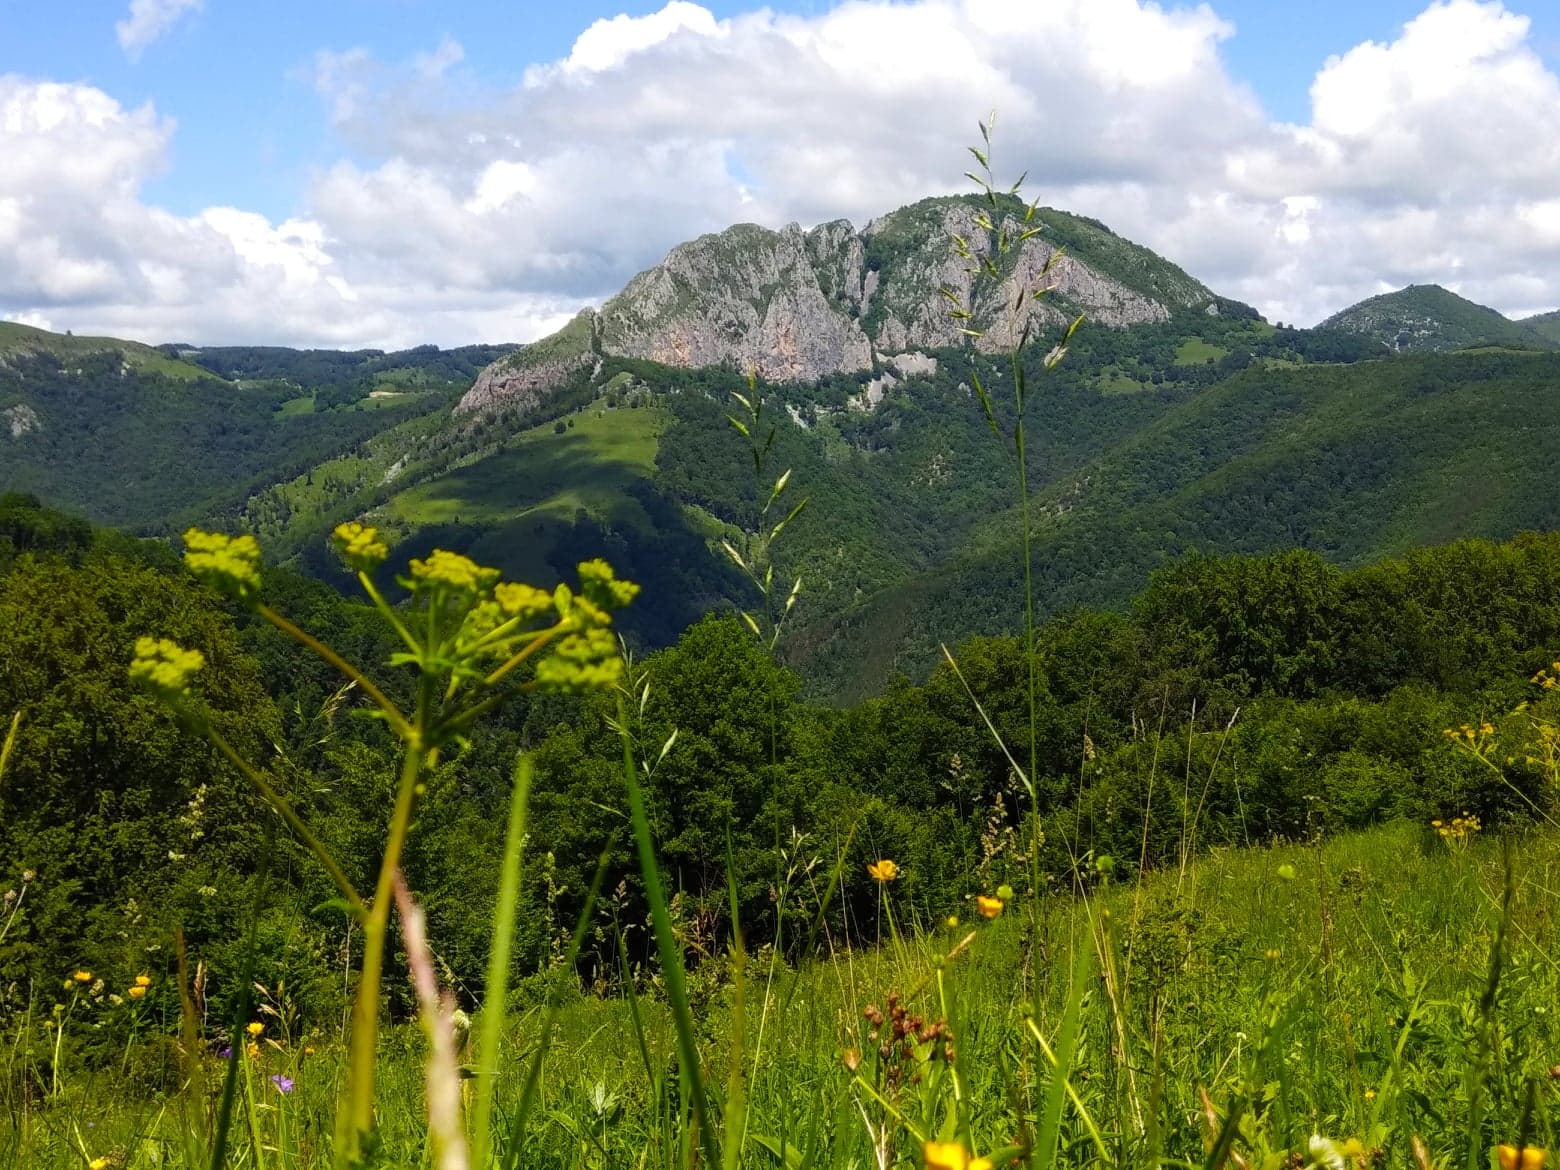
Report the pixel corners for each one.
[11,822,1560,1168]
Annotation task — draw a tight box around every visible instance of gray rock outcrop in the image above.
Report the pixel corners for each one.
[459,195,1215,416]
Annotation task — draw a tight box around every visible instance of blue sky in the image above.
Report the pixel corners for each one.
[3,1,1560,346]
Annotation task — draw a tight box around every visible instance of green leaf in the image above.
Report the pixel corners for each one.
[473,755,534,1169]
[770,496,809,543]
[750,1135,804,1168]
[969,370,1001,441]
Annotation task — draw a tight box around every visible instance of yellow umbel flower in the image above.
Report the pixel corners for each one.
[408,549,499,596]
[183,528,263,604]
[923,1140,992,1170]
[331,522,389,573]
[1498,1145,1548,1170]
[533,627,624,692]
[494,581,554,622]
[129,637,206,699]
[976,895,1004,919]
[577,558,641,611]
[867,859,898,883]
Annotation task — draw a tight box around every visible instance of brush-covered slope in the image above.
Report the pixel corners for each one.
[459,195,1219,416]
[0,320,214,381]
[270,306,1560,696]
[1318,285,1553,353]
[0,324,504,531]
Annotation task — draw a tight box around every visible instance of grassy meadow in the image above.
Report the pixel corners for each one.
[12,819,1560,1168]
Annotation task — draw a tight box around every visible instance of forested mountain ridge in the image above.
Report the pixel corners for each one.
[0,329,513,532]
[1318,283,1557,353]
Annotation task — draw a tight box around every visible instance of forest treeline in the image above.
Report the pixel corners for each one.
[1,491,1556,1040]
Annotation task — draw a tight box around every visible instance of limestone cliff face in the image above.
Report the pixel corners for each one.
[459,195,1216,416]
[595,222,874,383]
[455,309,596,416]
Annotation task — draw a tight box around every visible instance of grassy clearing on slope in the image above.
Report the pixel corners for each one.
[387,404,666,529]
[1174,337,1228,365]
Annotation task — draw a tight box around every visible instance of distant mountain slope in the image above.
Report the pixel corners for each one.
[0,320,213,381]
[459,194,1220,417]
[1318,285,1552,353]
[0,326,495,531]
[1520,309,1560,346]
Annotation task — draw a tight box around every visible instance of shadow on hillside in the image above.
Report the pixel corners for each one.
[380,432,749,652]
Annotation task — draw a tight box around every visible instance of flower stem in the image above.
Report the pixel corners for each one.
[337,705,427,1165]
[256,604,413,739]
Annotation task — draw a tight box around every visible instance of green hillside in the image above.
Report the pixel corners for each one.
[798,349,1560,699]
[1521,308,1560,346]
[0,320,213,380]
[219,307,1560,700]
[1318,284,1552,353]
[0,336,472,532]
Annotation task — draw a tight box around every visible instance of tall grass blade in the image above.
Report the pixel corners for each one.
[722,833,747,1170]
[394,873,470,1170]
[209,822,275,1170]
[614,692,720,1168]
[0,711,19,797]
[472,754,535,1168]
[1030,911,1096,1170]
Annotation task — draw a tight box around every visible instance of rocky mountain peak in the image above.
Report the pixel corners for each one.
[458,194,1217,416]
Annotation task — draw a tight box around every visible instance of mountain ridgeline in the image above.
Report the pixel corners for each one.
[3,193,1559,700]
[1317,283,1557,353]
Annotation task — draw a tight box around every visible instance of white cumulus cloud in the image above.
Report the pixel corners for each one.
[116,0,203,60]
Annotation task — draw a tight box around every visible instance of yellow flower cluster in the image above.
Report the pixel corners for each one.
[976,895,1004,919]
[126,973,151,1000]
[183,528,263,604]
[923,1141,993,1170]
[408,549,501,596]
[494,581,554,621]
[1498,1145,1548,1170]
[1531,661,1560,690]
[129,636,206,699]
[533,626,623,692]
[1432,812,1482,842]
[1443,723,1496,743]
[578,557,641,611]
[331,521,389,574]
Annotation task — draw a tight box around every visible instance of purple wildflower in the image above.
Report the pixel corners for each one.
[270,1074,295,1093]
